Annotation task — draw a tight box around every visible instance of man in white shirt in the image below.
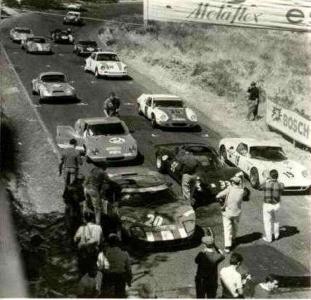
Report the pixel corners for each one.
[220,253,244,298]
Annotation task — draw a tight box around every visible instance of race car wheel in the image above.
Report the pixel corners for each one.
[220,145,227,163]
[250,168,260,188]
[151,115,158,128]
[156,155,167,173]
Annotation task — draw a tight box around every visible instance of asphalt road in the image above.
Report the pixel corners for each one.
[1,9,310,298]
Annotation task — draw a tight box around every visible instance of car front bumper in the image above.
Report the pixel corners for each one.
[98,69,128,77]
[87,152,137,162]
[157,119,197,128]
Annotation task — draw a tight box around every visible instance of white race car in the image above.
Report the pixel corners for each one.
[10,27,34,43]
[137,94,198,129]
[219,138,311,191]
[84,51,127,78]
[21,36,52,54]
[63,11,83,25]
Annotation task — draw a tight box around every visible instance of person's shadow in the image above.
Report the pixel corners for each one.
[279,225,300,239]
[235,232,262,246]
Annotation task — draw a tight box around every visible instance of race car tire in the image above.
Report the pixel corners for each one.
[137,104,143,115]
[151,114,158,128]
[219,145,227,163]
[250,168,260,188]
[156,154,167,174]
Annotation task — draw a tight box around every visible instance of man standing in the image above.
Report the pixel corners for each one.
[194,229,225,298]
[220,253,244,298]
[216,173,244,253]
[247,81,260,121]
[260,169,284,242]
[59,138,82,188]
[103,92,121,117]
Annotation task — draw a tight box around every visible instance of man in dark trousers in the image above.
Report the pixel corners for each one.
[194,228,225,298]
[59,138,82,188]
[103,92,121,117]
[247,81,260,121]
[102,233,132,298]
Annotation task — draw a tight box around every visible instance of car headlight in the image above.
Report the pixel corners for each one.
[158,112,169,122]
[186,108,197,122]
[130,226,145,239]
[183,220,195,234]
[65,88,74,95]
[162,154,169,161]
[302,170,309,178]
[195,177,202,191]
[100,63,108,70]
[42,88,52,96]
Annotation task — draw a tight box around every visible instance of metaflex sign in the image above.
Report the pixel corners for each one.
[266,100,311,147]
[144,0,311,32]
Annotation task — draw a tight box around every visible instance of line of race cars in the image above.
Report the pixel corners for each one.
[8,18,311,245]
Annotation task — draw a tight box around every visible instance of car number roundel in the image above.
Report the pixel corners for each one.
[109,137,125,144]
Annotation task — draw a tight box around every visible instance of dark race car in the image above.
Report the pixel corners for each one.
[155,143,240,206]
[73,40,100,56]
[105,168,196,246]
[51,29,74,44]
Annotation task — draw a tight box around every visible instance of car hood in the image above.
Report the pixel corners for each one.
[43,82,73,91]
[155,107,187,119]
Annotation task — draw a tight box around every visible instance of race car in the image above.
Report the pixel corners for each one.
[84,51,127,78]
[137,94,198,129]
[155,143,240,206]
[32,72,76,102]
[63,3,83,11]
[50,29,74,44]
[73,40,100,56]
[63,11,83,25]
[56,117,138,163]
[21,36,52,54]
[10,27,33,43]
[219,138,311,191]
[106,167,196,244]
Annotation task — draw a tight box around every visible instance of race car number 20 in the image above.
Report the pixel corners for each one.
[170,161,179,172]
[145,214,163,227]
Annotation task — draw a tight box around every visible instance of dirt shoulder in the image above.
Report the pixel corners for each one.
[0,42,64,213]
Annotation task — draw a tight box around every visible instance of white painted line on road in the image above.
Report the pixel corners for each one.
[77,102,88,106]
[1,44,60,157]
[58,53,64,57]
[151,133,159,137]
[27,118,38,122]
[90,81,96,84]
[46,64,51,68]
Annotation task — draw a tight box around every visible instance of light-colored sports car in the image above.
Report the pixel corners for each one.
[84,51,127,78]
[63,11,83,25]
[32,72,76,102]
[137,94,198,128]
[21,36,52,54]
[56,117,138,163]
[106,167,196,244]
[10,27,33,43]
[219,138,311,191]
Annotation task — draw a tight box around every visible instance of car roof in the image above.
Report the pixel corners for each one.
[80,117,123,125]
[239,138,280,147]
[149,94,182,101]
[40,72,65,77]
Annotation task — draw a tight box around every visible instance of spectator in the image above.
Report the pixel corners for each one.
[77,268,102,298]
[252,275,279,298]
[260,169,284,242]
[59,138,82,188]
[103,92,121,117]
[102,233,132,298]
[194,228,225,298]
[216,172,245,253]
[247,81,260,121]
[220,253,244,298]
[74,213,103,276]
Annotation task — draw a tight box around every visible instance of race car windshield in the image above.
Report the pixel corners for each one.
[97,54,119,61]
[79,41,97,46]
[16,29,31,33]
[68,12,79,16]
[119,189,176,207]
[88,123,125,135]
[154,100,183,108]
[41,74,66,83]
[250,146,287,161]
[31,38,46,43]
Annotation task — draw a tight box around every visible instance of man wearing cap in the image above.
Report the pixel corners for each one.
[247,81,260,121]
[194,229,225,298]
[216,172,244,253]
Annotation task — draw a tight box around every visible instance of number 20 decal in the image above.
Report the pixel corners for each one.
[170,161,179,172]
[145,214,163,227]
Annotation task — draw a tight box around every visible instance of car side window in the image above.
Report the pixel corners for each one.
[146,98,152,106]
[236,143,248,156]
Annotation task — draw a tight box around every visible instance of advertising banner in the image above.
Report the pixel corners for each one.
[266,100,311,147]
[143,0,311,32]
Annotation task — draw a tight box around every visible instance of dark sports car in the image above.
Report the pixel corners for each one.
[106,168,196,244]
[73,40,100,56]
[155,143,240,206]
[51,29,74,44]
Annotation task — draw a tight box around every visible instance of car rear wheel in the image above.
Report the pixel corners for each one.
[151,115,158,128]
[250,168,260,188]
[220,145,227,163]
[156,155,166,174]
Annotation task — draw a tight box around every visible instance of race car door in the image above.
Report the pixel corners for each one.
[56,126,83,151]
